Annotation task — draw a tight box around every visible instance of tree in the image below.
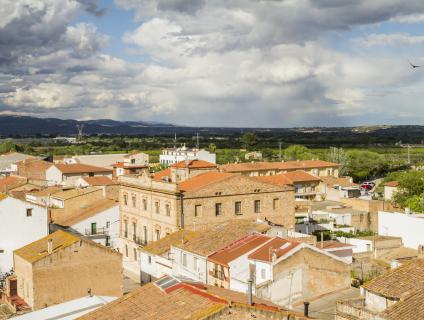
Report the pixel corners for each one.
[0,141,16,154]
[327,147,349,176]
[345,150,385,181]
[208,143,217,153]
[283,145,315,161]
[393,170,424,211]
[240,132,257,150]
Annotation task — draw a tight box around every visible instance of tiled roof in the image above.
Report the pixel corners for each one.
[362,259,424,299]
[315,241,353,250]
[385,181,399,187]
[142,230,199,256]
[82,176,115,186]
[171,160,217,169]
[153,168,171,182]
[178,171,235,192]
[248,237,300,262]
[320,176,358,188]
[27,186,62,196]
[51,187,101,200]
[254,174,293,186]
[174,220,270,256]
[55,163,112,174]
[255,171,320,186]
[77,278,293,320]
[14,230,80,263]
[208,234,271,267]
[0,176,27,192]
[53,198,118,227]
[113,162,148,169]
[220,160,340,173]
[381,288,424,320]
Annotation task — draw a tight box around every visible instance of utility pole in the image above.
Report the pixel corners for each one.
[279,141,282,161]
[76,124,84,142]
[196,132,199,149]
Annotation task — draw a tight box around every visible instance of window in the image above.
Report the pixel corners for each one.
[133,248,138,261]
[142,198,147,211]
[215,203,222,216]
[195,205,202,217]
[132,195,137,208]
[193,257,198,270]
[124,221,128,238]
[254,200,261,213]
[131,158,136,164]
[148,255,152,264]
[91,223,97,235]
[106,221,110,228]
[311,185,316,192]
[366,244,371,252]
[156,230,160,241]
[105,236,111,247]
[235,201,242,215]
[26,208,32,217]
[125,245,128,257]
[155,201,160,214]
[182,253,187,267]
[143,226,148,244]
[132,222,137,241]
[165,204,171,216]
[261,268,266,279]
[123,193,128,206]
[273,198,279,210]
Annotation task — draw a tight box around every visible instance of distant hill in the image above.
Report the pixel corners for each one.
[0,116,176,136]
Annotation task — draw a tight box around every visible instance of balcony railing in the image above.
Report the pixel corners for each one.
[84,227,108,236]
[209,269,227,281]
[336,298,380,320]
[133,236,147,246]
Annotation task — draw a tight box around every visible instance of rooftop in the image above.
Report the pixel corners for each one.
[0,152,35,170]
[51,187,101,201]
[315,240,353,250]
[385,181,399,187]
[82,176,115,186]
[171,159,217,169]
[142,229,199,256]
[320,176,358,188]
[0,176,27,192]
[55,163,112,174]
[362,258,424,299]
[178,171,235,192]
[174,220,270,256]
[14,230,80,263]
[208,234,271,267]
[255,170,320,186]
[113,162,147,169]
[220,160,340,173]
[248,237,300,262]
[381,288,424,320]
[53,198,118,227]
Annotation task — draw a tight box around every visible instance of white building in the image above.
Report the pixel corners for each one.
[378,211,424,249]
[45,164,113,187]
[0,152,35,176]
[12,295,117,320]
[159,145,216,166]
[383,181,399,200]
[63,153,127,169]
[0,194,49,273]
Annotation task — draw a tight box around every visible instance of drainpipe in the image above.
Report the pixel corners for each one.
[247,279,253,306]
[303,301,310,317]
[180,193,184,229]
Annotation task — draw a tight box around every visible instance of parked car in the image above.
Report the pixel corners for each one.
[361,181,375,190]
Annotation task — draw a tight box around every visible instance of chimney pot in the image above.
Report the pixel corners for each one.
[303,301,310,317]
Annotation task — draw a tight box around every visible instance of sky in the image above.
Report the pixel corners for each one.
[1,0,424,127]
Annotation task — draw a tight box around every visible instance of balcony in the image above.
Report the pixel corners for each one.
[336,298,380,320]
[84,227,109,236]
[209,269,227,281]
[133,236,147,246]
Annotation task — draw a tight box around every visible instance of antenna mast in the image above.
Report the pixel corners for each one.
[196,132,199,149]
[76,124,84,142]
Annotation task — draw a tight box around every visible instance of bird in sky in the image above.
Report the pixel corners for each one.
[409,60,421,68]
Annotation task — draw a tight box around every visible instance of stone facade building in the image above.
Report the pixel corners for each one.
[12,230,122,310]
[118,160,295,277]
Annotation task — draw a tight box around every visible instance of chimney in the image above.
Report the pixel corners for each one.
[418,245,424,258]
[303,301,310,317]
[247,279,253,306]
[47,238,53,254]
[87,288,93,297]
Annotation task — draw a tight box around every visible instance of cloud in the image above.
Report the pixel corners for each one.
[1,0,424,126]
[355,33,424,46]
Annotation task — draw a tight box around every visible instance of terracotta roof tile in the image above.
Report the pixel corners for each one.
[208,234,271,266]
[248,237,300,262]
[381,288,424,320]
[82,176,115,186]
[315,241,353,250]
[14,230,80,263]
[153,168,171,182]
[55,163,112,174]
[172,159,217,169]
[0,176,27,192]
[142,230,199,256]
[51,187,101,200]
[320,176,358,188]
[174,220,270,256]
[362,258,424,299]
[385,181,399,187]
[220,160,340,173]
[178,171,235,192]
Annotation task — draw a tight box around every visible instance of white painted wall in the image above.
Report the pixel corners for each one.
[378,211,424,249]
[336,237,373,253]
[384,186,398,201]
[71,205,120,248]
[0,197,48,273]
[139,251,173,282]
[170,246,207,283]
[160,149,216,165]
[45,166,63,185]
